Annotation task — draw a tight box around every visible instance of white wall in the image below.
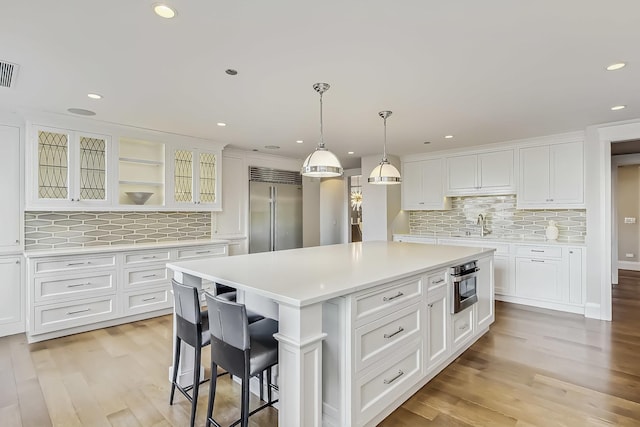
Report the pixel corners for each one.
[320,177,345,245]
[361,154,402,242]
[303,176,321,247]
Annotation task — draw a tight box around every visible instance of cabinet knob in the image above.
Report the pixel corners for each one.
[15,260,20,264]
[15,239,19,243]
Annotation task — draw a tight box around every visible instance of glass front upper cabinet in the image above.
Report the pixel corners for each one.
[171,148,221,210]
[31,126,110,208]
[118,138,165,207]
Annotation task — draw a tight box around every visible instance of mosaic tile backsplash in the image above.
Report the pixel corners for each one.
[25,211,213,250]
[409,195,586,243]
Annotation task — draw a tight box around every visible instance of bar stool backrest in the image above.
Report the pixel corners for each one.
[205,293,250,350]
[171,279,202,348]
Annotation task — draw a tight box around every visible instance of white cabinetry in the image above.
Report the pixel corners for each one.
[118,138,166,207]
[475,256,495,331]
[0,256,24,336]
[567,247,584,305]
[27,125,111,209]
[401,158,450,210]
[425,283,448,370]
[445,149,515,196]
[26,242,228,342]
[518,141,584,208]
[169,147,222,210]
[514,245,563,302]
[0,125,21,252]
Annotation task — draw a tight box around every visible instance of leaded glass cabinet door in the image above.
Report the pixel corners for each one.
[76,133,108,203]
[197,150,219,208]
[174,149,195,204]
[37,128,70,201]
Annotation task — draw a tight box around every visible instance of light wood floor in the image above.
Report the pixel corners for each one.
[1,272,640,426]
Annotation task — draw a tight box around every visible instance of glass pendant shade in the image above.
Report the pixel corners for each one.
[301,83,343,178]
[368,110,401,185]
[301,147,343,177]
[369,160,401,184]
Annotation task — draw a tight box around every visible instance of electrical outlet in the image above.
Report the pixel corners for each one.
[626,253,634,258]
[624,217,636,224]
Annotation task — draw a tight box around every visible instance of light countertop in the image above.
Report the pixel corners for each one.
[168,241,494,307]
[394,233,586,247]
[23,238,233,258]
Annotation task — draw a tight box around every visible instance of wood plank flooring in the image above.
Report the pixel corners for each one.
[1,272,639,426]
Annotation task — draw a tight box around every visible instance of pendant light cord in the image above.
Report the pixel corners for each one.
[382,115,388,162]
[319,91,325,149]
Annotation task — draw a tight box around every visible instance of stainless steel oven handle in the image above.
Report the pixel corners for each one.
[451,270,479,281]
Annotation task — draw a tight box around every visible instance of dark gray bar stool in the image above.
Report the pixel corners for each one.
[169,280,264,427]
[205,293,279,427]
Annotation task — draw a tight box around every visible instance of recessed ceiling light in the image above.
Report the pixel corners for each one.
[217,122,226,127]
[611,105,626,111]
[296,140,303,144]
[423,141,431,144]
[444,135,453,139]
[264,145,280,150]
[348,151,354,155]
[67,108,96,116]
[87,93,102,100]
[606,62,626,71]
[225,69,238,76]
[153,4,176,19]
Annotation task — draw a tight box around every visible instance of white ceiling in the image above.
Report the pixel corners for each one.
[1,1,639,169]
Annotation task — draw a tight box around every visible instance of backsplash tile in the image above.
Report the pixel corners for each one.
[409,195,586,243]
[25,211,213,250]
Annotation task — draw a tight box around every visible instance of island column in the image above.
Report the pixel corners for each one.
[274,302,327,427]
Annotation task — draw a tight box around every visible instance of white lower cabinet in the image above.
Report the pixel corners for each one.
[0,256,24,336]
[493,255,512,295]
[26,242,228,342]
[425,286,448,370]
[475,256,495,331]
[324,253,494,427]
[515,256,562,301]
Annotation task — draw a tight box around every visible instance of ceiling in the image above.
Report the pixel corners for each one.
[1,1,639,170]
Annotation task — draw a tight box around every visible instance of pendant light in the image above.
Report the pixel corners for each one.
[301,83,344,178]
[368,110,401,184]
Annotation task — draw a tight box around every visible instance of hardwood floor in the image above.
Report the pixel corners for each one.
[1,272,639,426]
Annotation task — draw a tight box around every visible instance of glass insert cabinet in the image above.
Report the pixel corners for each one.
[26,123,223,211]
[32,126,110,207]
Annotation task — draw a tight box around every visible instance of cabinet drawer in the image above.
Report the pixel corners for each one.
[124,266,169,289]
[123,288,172,315]
[426,270,447,291]
[515,245,561,258]
[356,343,422,426]
[35,272,115,303]
[355,304,422,373]
[176,245,227,260]
[34,255,116,274]
[354,277,422,323]
[33,296,116,333]
[124,250,171,265]
[452,306,474,351]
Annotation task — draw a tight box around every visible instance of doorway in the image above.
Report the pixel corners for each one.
[348,175,362,242]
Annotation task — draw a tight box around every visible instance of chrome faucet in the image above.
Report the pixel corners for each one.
[477,214,490,237]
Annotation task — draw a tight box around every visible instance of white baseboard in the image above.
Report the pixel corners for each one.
[584,303,602,319]
[617,260,640,271]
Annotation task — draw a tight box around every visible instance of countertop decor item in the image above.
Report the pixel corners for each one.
[368,110,401,184]
[546,220,559,241]
[300,83,343,178]
[126,191,153,205]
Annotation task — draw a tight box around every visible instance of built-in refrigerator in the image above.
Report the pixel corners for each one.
[249,167,303,253]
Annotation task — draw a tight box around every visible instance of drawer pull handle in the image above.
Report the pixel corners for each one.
[432,278,445,284]
[195,250,211,254]
[531,250,545,253]
[142,296,157,302]
[67,308,91,315]
[142,274,158,278]
[142,256,157,259]
[383,370,404,385]
[67,282,91,288]
[531,259,545,263]
[384,326,405,339]
[66,262,87,266]
[458,324,469,331]
[383,292,404,302]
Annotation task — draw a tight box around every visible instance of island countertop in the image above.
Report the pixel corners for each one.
[167,240,494,307]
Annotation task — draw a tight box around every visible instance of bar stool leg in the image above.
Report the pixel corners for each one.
[206,363,218,427]
[266,368,273,403]
[169,336,181,404]
[241,377,250,427]
[190,347,202,427]
[258,372,264,401]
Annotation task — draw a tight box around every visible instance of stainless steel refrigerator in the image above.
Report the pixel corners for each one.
[249,167,303,253]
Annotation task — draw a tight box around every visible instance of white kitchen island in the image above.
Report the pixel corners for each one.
[167,241,495,427]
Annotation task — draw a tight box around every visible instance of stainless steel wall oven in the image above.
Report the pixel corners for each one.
[450,260,479,313]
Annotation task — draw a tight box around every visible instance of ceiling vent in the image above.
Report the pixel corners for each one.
[0,61,19,88]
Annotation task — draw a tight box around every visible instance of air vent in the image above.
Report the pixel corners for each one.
[249,167,302,185]
[0,61,19,88]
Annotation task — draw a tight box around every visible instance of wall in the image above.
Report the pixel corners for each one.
[320,177,345,245]
[303,176,321,247]
[25,211,212,250]
[616,165,640,263]
[409,195,586,243]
